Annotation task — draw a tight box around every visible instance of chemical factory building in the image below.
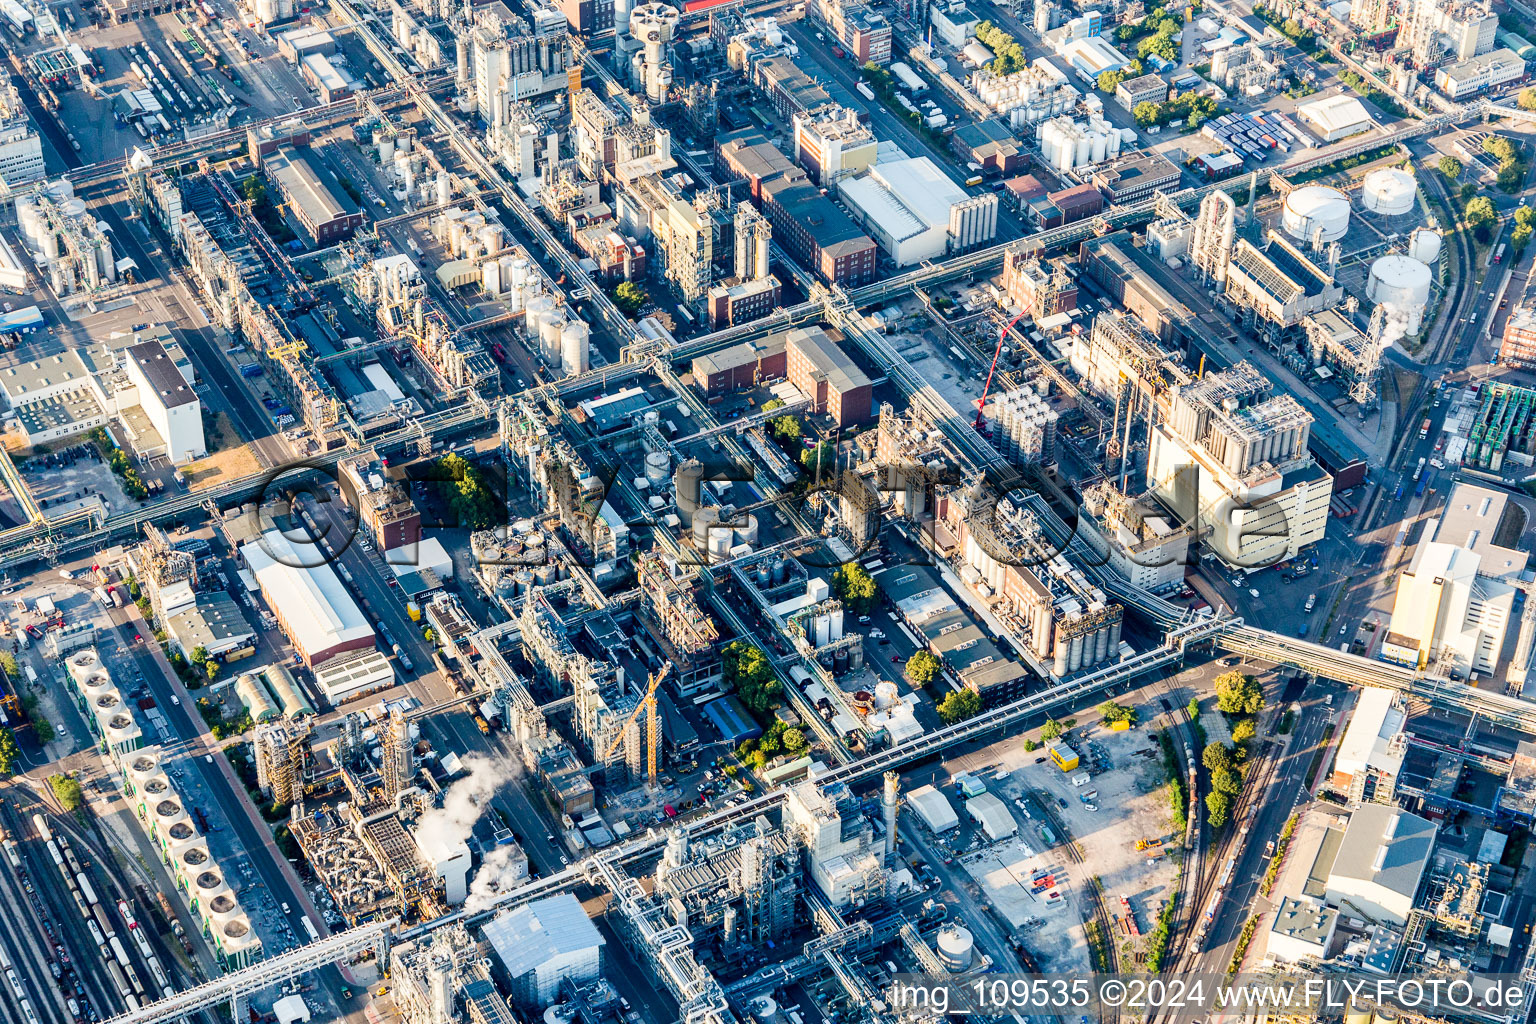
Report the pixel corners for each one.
[692,332,789,394]
[906,784,960,832]
[1296,94,1372,141]
[1435,47,1524,98]
[126,341,205,463]
[1330,686,1405,804]
[262,144,364,245]
[837,157,999,265]
[241,530,376,667]
[483,893,605,1007]
[785,326,873,426]
[1268,896,1338,963]
[1323,804,1435,926]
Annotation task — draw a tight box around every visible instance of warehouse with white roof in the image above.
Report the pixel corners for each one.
[966,792,1017,841]
[837,157,999,265]
[906,784,960,832]
[483,893,605,1008]
[1296,94,1372,141]
[241,530,376,667]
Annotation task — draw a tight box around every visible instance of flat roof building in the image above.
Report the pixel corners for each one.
[483,893,605,1007]
[760,177,878,288]
[1296,94,1372,141]
[262,145,364,246]
[1268,896,1339,963]
[786,326,873,427]
[242,530,376,667]
[1090,150,1182,204]
[1324,804,1435,927]
[1330,686,1405,805]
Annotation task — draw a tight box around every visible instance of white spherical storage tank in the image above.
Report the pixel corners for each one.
[1408,227,1441,265]
[936,925,975,971]
[1360,168,1416,216]
[1281,185,1350,243]
[1366,253,1432,310]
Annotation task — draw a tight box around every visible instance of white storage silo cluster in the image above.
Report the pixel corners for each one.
[970,60,1079,128]
[16,180,116,297]
[1367,252,1433,338]
[1280,185,1350,244]
[1359,167,1416,216]
[1036,115,1123,173]
[434,207,511,263]
[991,386,1059,466]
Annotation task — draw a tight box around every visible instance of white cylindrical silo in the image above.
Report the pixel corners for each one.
[483,259,502,296]
[561,320,590,376]
[539,310,565,362]
[435,171,451,207]
[524,294,554,334]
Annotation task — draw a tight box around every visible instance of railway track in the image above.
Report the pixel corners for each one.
[1154,681,1205,972]
[1185,740,1280,964]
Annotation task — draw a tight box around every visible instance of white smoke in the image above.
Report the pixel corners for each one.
[464,844,530,913]
[415,755,519,851]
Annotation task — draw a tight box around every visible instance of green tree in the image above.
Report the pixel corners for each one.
[782,727,807,753]
[1515,223,1533,256]
[1230,717,1257,745]
[0,728,18,776]
[1205,789,1232,827]
[1438,155,1463,180]
[832,564,878,615]
[1186,696,1201,721]
[937,687,982,724]
[205,661,220,683]
[0,652,16,679]
[31,715,54,744]
[1097,68,1125,93]
[905,650,942,687]
[1498,161,1526,193]
[1041,718,1064,742]
[1521,88,1536,110]
[1484,136,1517,164]
[189,645,210,666]
[1214,671,1264,715]
[761,397,786,412]
[423,627,437,644]
[722,640,780,715]
[1516,205,1535,230]
[1098,700,1137,725]
[800,441,837,476]
[431,453,501,529]
[1134,100,1162,127]
[613,281,648,316]
[1022,738,1038,752]
[1211,765,1243,796]
[48,774,83,812]
[1203,740,1234,774]
[769,414,802,446]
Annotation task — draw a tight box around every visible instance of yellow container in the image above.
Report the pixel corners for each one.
[407,601,422,621]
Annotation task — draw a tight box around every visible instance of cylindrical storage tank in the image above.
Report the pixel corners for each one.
[1281,185,1350,243]
[1090,130,1107,164]
[1408,227,1441,264]
[482,259,503,296]
[1366,253,1433,310]
[540,312,566,362]
[773,556,790,585]
[1093,624,1110,664]
[561,320,590,376]
[757,560,772,589]
[524,294,554,334]
[645,450,670,486]
[691,505,720,546]
[936,925,975,971]
[436,171,451,207]
[732,511,759,547]
[707,526,734,560]
[479,224,503,254]
[1359,168,1416,215]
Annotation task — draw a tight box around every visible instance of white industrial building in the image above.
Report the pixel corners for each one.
[1146,363,1332,568]
[1296,94,1372,141]
[1059,36,1133,82]
[836,158,998,265]
[1267,896,1339,963]
[1434,47,1524,98]
[906,784,960,832]
[311,650,395,703]
[965,792,1017,841]
[483,894,605,1008]
[1331,686,1406,805]
[241,531,376,667]
[1324,804,1435,927]
[1382,483,1528,678]
[930,2,980,46]
[412,828,472,905]
[125,341,205,463]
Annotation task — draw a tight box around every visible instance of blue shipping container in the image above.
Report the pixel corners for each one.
[240,363,263,378]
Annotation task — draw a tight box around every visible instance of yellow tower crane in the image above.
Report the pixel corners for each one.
[599,661,672,786]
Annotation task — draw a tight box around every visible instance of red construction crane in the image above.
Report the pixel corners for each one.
[973,307,1031,435]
